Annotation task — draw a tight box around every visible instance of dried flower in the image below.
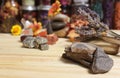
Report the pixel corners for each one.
[11,25,22,36]
[29,21,43,36]
[48,0,61,17]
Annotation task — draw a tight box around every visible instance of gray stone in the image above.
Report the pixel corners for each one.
[23,37,35,48]
[91,47,113,74]
[35,36,48,44]
[39,44,49,50]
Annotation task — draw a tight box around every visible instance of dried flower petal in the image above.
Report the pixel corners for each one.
[48,0,61,17]
[11,25,22,36]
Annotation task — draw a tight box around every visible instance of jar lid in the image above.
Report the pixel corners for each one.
[37,5,51,10]
[72,3,89,7]
[21,6,37,10]
[74,0,89,3]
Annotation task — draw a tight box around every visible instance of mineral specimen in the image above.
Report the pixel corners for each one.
[51,21,66,31]
[35,36,48,44]
[23,36,36,48]
[63,42,113,74]
[34,36,49,50]
[22,36,49,50]
[39,44,49,50]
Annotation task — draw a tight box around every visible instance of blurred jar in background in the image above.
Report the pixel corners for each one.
[0,0,21,33]
[21,0,37,21]
[37,5,51,28]
[2,0,20,19]
[90,0,103,20]
[37,0,51,28]
[114,0,120,30]
[20,6,37,21]
[60,0,72,16]
[103,0,115,29]
[71,0,89,15]
[39,0,51,5]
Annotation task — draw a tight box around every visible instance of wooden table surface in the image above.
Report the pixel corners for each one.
[0,33,120,78]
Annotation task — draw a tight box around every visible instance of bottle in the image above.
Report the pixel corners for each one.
[90,0,103,20]
[21,0,37,21]
[71,0,89,15]
[114,0,120,29]
[103,0,115,29]
[37,0,51,28]
[0,0,21,33]
[60,0,71,16]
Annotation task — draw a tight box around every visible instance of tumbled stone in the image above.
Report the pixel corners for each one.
[91,47,113,74]
[23,37,35,48]
[35,36,48,44]
[39,44,49,50]
[51,21,66,31]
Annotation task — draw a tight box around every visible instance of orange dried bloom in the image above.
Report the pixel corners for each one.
[48,0,61,17]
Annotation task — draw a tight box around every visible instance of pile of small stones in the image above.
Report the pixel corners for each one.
[22,36,49,50]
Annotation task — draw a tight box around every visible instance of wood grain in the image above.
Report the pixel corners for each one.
[0,33,120,78]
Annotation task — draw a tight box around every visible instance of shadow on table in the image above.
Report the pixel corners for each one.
[60,56,95,74]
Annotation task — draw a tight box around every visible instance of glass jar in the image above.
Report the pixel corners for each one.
[71,0,89,15]
[3,0,20,18]
[103,0,115,29]
[37,5,51,28]
[21,6,37,21]
[114,0,120,29]
[39,0,51,5]
[60,0,72,16]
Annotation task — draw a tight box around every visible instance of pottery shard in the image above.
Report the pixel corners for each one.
[91,47,113,74]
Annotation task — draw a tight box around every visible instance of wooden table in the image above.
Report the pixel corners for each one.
[0,33,120,78]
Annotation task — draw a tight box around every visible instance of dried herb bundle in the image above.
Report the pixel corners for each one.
[73,6,109,41]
